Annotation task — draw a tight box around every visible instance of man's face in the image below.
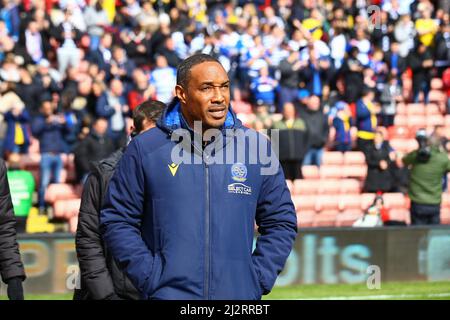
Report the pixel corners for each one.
[101,34,112,48]
[156,55,168,68]
[94,119,108,135]
[41,101,54,116]
[283,103,296,119]
[307,96,320,111]
[113,48,125,61]
[177,61,230,130]
[110,79,123,96]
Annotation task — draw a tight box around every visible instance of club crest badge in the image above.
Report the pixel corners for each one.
[231,163,247,182]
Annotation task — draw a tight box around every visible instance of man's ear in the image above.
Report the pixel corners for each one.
[175,84,187,104]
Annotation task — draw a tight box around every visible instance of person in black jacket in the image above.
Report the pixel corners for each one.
[74,117,116,183]
[363,129,396,193]
[409,41,434,104]
[0,158,26,300]
[74,99,166,300]
[298,95,329,167]
[271,102,309,180]
[277,48,306,113]
[341,46,365,104]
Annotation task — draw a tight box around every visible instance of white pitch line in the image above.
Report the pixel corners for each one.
[298,292,450,300]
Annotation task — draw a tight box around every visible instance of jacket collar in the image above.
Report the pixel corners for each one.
[157,97,242,134]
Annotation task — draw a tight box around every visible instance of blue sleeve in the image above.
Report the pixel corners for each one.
[4,112,14,122]
[332,116,340,130]
[99,139,155,299]
[31,117,45,138]
[252,142,297,295]
[356,101,371,120]
[20,110,31,123]
[95,94,115,118]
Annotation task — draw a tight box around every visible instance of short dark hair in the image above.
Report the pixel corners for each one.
[132,99,166,134]
[176,54,222,88]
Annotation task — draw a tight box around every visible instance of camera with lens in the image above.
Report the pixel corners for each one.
[415,128,431,163]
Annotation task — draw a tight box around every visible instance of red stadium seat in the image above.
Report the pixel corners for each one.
[21,153,41,169]
[45,183,82,204]
[53,199,81,220]
[303,166,320,179]
[339,194,362,211]
[445,115,450,127]
[406,104,426,115]
[427,115,445,127]
[292,195,318,212]
[320,165,343,179]
[431,78,443,90]
[318,180,342,194]
[441,208,450,225]
[388,209,409,223]
[312,210,339,227]
[340,179,361,194]
[396,103,407,115]
[297,211,315,228]
[343,165,367,179]
[394,115,408,126]
[322,152,344,165]
[293,179,321,195]
[335,210,363,227]
[407,115,427,128]
[429,90,446,103]
[442,193,450,209]
[316,195,340,211]
[388,126,411,140]
[343,152,366,165]
[425,103,440,115]
[383,193,406,209]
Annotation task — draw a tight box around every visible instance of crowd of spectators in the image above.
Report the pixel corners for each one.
[0,0,449,218]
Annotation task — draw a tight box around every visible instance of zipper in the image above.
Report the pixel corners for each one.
[204,161,210,299]
[192,141,211,300]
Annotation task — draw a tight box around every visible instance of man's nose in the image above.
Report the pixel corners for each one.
[211,87,225,104]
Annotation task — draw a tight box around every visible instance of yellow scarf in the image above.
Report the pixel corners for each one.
[14,122,25,145]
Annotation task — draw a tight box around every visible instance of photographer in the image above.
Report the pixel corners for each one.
[402,129,450,225]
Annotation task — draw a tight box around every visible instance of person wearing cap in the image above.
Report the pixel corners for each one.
[402,129,450,225]
[0,157,26,300]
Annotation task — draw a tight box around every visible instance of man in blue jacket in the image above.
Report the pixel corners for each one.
[31,98,74,214]
[100,54,297,300]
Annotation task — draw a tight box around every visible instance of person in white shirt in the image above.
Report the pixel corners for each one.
[149,55,177,104]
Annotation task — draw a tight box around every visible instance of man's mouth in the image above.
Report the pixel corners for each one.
[208,107,227,119]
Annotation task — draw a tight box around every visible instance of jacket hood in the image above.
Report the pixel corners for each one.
[157,97,243,134]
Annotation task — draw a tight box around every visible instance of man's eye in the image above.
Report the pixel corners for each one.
[201,87,213,92]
